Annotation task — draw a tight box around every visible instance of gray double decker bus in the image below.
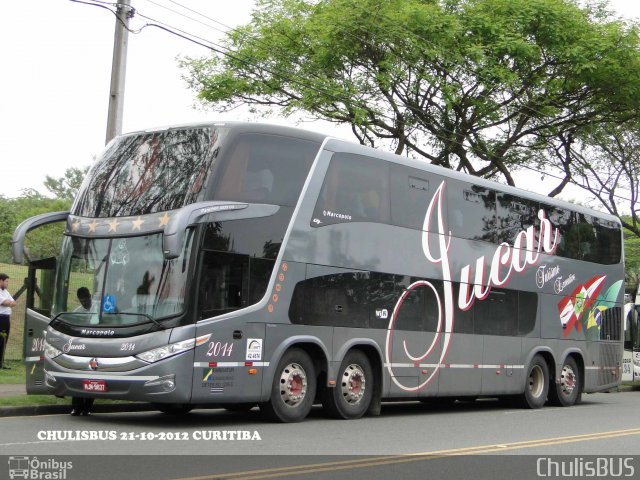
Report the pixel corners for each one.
[13,122,625,422]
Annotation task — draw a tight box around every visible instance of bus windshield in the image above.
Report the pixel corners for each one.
[52,231,194,327]
[73,126,227,217]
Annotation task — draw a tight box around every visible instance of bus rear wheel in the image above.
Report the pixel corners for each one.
[322,350,373,419]
[261,348,316,423]
[548,356,582,407]
[519,355,549,409]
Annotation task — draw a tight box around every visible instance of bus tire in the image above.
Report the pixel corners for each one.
[548,356,582,407]
[519,355,549,409]
[261,348,316,423]
[153,403,193,415]
[322,350,373,419]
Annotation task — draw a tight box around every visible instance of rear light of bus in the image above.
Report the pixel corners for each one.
[135,334,211,364]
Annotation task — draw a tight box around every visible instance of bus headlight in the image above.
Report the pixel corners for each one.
[44,341,62,359]
[135,334,210,364]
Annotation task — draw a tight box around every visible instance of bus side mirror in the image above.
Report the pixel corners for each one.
[12,211,70,264]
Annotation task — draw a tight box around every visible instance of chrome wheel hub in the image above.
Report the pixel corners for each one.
[341,364,366,405]
[279,363,307,407]
[560,364,576,396]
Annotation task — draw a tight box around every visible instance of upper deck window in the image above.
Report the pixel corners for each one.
[211,133,320,207]
[73,127,227,217]
[312,153,391,226]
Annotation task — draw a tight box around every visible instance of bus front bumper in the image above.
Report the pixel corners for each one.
[43,352,195,404]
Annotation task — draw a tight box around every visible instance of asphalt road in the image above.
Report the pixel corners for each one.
[1,391,639,479]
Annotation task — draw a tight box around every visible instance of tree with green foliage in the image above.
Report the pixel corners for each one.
[0,167,89,263]
[43,166,89,202]
[566,123,640,238]
[0,191,70,263]
[182,0,640,202]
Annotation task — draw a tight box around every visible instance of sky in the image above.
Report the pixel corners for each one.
[1,0,639,200]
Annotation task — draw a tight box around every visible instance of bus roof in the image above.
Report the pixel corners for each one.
[119,121,328,144]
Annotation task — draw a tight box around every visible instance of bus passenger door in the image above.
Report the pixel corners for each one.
[22,257,56,394]
[12,210,68,394]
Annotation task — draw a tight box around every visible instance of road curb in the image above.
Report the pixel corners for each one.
[0,403,157,417]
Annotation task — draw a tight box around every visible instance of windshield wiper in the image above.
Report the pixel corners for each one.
[102,312,167,330]
[52,311,166,330]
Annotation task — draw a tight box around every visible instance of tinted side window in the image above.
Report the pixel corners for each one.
[368,273,401,329]
[198,253,276,320]
[447,181,497,243]
[496,193,540,245]
[452,283,474,334]
[547,207,578,259]
[577,214,621,265]
[289,265,370,327]
[518,291,538,335]
[201,208,293,259]
[474,288,518,336]
[390,164,436,230]
[393,277,444,332]
[213,134,319,206]
[576,214,598,263]
[312,153,390,227]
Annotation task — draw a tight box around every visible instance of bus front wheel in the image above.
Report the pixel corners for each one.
[261,348,316,423]
[548,356,582,407]
[322,350,373,419]
[519,355,549,409]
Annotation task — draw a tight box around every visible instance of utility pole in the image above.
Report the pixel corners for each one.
[105,0,134,145]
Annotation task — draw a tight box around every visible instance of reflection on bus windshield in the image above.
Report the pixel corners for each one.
[53,232,193,325]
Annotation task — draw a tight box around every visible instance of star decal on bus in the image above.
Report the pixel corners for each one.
[158,212,171,227]
[107,219,121,232]
[131,216,144,231]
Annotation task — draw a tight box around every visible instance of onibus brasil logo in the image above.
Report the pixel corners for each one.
[8,456,73,479]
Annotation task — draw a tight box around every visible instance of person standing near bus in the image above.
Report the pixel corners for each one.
[0,273,17,370]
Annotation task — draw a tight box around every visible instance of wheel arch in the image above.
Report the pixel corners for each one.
[260,335,329,401]
[521,347,556,391]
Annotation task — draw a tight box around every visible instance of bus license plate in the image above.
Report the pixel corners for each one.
[83,380,108,392]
